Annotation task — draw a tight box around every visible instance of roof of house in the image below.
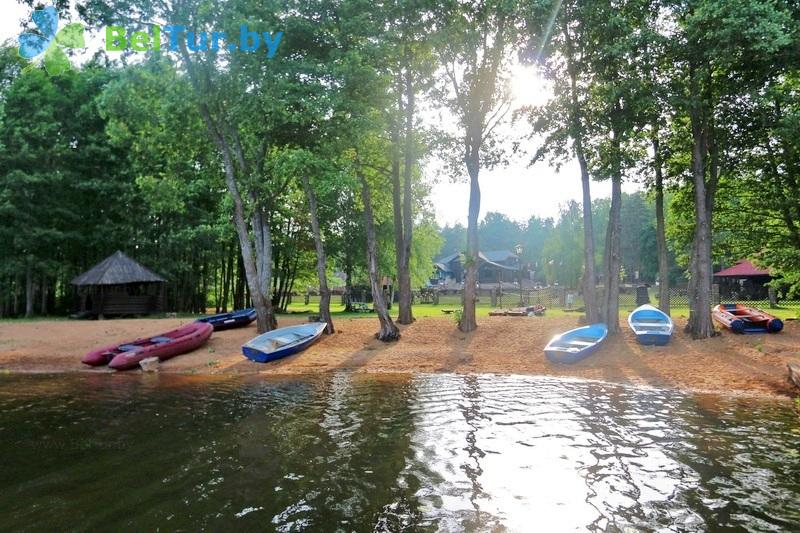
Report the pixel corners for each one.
[713,259,770,278]
[435,250,518,265]
[482,250,518,263]
[72,251,166,286]
[434,250,519,273]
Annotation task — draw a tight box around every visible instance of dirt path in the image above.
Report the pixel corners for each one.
[1,315,798,398]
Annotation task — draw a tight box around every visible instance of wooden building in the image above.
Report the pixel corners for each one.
[432,250,521,287]
[72,251,166,317]
[713,259,772,301]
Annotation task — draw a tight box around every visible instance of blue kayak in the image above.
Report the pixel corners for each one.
[627,304,673,345]
[544,323,608,364]
[242,323,327,363]
[197,308,257,331]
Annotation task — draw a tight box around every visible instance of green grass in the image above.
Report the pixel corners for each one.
[2,302,797,322]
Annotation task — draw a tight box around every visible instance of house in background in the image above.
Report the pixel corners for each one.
[714,259,772,300]
[432,250,522,287]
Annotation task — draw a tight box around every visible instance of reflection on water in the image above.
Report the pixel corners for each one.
[0,373,799,531]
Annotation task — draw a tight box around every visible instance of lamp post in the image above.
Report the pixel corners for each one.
[514,244,524,305]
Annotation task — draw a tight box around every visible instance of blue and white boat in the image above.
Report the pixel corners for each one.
[544,323,608,364]
[627,304,673,345]
[197,308,257,331]
[242,323,327,363]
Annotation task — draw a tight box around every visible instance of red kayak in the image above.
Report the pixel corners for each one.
[82,322,214,370]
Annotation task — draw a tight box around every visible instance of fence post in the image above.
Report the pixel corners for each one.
[304,292,310,305]
[490,288,497,307]
[712,283,720,304]
[558,287,566,307]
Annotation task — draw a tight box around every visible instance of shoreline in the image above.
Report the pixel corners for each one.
[1,316,799,399]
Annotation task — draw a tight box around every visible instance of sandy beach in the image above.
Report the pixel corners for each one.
[1,315,799,398]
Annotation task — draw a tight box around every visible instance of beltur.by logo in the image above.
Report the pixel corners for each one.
[106,25,283,57]
[18,5,85,76]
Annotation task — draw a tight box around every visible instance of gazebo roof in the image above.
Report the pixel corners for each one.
[714,260,770,278]
[71,251,166,286]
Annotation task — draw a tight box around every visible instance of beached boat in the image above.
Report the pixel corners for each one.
[197,308,257,331]
[712,304,783,334]
[627,304,673,345]
[81,322,214,370]
[544,323,608,364]
[242,322,327,363]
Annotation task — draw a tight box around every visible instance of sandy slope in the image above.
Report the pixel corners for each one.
[1,315,798,398]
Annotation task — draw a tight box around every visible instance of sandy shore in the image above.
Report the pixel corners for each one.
[1,315,799,398]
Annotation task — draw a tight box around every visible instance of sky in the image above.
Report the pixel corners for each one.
[1,2,639,227]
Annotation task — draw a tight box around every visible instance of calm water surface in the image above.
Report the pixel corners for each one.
[1,373,799,531]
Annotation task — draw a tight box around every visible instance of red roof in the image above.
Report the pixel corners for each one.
[714,260,770,277]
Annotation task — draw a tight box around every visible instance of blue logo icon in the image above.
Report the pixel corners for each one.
[18,6,85,76]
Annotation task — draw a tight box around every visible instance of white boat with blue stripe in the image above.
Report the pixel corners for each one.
[242,323,327,363]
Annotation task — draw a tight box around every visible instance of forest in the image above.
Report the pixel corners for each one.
[0,0,798,342]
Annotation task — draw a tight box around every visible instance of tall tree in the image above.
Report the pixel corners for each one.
[524,0,600,323]
[435,0,518,332]
[669,0,795,338]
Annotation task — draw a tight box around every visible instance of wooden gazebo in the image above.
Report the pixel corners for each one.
[72,251,166,317]
[714,259,772,301]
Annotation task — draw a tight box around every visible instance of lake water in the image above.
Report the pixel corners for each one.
[1,373,799,531]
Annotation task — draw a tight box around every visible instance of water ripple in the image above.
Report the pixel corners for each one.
[0,373,798,531]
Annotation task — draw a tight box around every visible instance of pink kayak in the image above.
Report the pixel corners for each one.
[81,322,213,370]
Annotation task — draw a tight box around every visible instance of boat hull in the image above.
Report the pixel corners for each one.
[82,322,214,370]
[712,304,783,334]
[544,323,608,364]
[627,304,673,346]
[242,323,327,363]
[197,308,257,331]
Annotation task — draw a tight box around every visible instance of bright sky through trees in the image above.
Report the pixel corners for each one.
[0,2,638,226]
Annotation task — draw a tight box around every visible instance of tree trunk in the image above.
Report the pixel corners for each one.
[360,174,400,341]
[234,253,245,310]
[301,174,334,333]
[40,275,48,315]
[390,98,409,324]
[687,103,715,339]
[344,247,354,312]
[398,65,415,324]
[252,207,277,329]
[563,17,599,324]
[602,173,622,332]
[601,129,623,333]
[460,152,481,333]
[652,125,670,315]
[25,260,34,318]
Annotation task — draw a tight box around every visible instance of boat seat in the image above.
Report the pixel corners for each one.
[150,336,173,343]
[635,321,668,326]
[567,340,595,346]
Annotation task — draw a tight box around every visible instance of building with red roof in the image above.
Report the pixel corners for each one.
[714,260,772,301]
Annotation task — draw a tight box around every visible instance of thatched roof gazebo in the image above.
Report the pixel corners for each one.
[72,251,166,317]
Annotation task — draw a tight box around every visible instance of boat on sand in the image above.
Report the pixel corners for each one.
[197,308,257,331]
[242,323,327,363]
[627,304,673,345]
[82,322,213,370]
[544,323,608,364]
[712,304,783,334]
